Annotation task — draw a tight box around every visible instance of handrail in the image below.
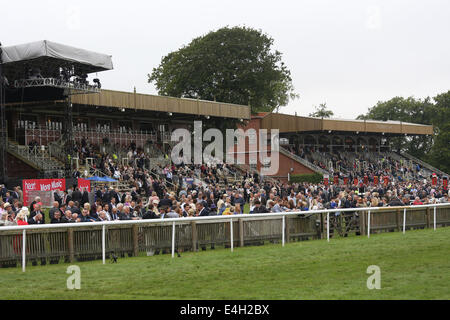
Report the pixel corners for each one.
[1,202,448,232]
[400,151,448,177]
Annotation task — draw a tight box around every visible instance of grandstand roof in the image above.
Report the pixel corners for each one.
[68,89,251,120]
[260,113,433,135]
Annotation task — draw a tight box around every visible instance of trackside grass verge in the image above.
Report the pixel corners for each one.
[0,227,449,299]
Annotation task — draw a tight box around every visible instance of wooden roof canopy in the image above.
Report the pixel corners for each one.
[259,113,434,136]
[67,89,251,120]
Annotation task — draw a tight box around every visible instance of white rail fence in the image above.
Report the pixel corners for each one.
[0,203,449,272]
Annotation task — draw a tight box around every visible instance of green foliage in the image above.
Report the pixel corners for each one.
[357,91,450,173]
[148,26,298,114]
[289,172,323,184]
[309,103,334,118]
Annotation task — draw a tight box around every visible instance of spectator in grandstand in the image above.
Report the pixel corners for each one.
[80,209,97,222]
[5,192,14,205]
[51,210,63,224]
[388,195,404,207]
[11,200,21,214]
[0,207,14,226]
[0,185,7,202]
[28,202,44,223]
[119,206,137,220]
[110,207,120,220]
[97,211,109,221]
[28,212,44,225]
[165,206,179,218]
[3,203,15,221]
[29,196,42,212]
[15,209,29,226]
[250,200,268,214]
[196,202,209,216]
[71,187,81,203]
[62,210,74,223]
[412,197,424,205]
[49,201,62,220]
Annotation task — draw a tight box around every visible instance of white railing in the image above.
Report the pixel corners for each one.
[1,202,449,272]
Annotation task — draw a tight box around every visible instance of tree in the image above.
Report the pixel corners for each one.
[148,26,298,114]
[427,91,450,173]
[309,103,334,118]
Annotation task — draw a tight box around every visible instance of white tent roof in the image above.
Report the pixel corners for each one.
[1,40,113,71]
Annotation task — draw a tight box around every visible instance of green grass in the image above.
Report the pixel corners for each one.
[1,227,449,300]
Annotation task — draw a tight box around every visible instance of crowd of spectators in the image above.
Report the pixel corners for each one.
[0,161,448,227]
[287,145,432,182]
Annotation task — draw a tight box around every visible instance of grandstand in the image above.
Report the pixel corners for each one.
[236,112,447,183]
[1,39,447,200]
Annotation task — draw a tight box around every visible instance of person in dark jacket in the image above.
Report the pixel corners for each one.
[250,200,269,213]
[80,209,97,222]
[28,212,45,224]
[389,196,404,207]
[197,202,209,216]
[71,187,82,204]
[81,191,89,207]
[50,211,63,224]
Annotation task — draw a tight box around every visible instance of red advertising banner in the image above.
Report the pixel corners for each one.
[364,175,368,185]
[343,177,349,185]
[432,173,437,186]
[22,179,66,207]
[324,177,329,186]
[77,178,91,192]
[443,177,448,190]
[334,175,339,185]
[353,178,358,186]
[374,176,379,185]
[384,176,389,185]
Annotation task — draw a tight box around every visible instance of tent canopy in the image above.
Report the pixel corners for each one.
[86,176,117,182]
[1,40,113,81]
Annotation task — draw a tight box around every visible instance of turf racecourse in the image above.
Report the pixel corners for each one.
[0,227,448,300]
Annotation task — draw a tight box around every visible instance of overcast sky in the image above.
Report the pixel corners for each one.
[2,0,449,119]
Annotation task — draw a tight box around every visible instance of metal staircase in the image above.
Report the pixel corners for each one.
[279,147,329,175]
[400,152,448,177]
[7,139,65,177]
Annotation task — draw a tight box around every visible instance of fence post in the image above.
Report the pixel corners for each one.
[396,208,401,232]
[230,219,234,252]
[239,218,244,247]
[171,221,175,258]
[367,210,371,238]
[360,209,366,236]
[68,228,74,263]
[282,215,285,247]
[132,224,139,257]
[22,230,26,273]
[403,208,406,234]
[285,216,291,242]
[433,206,436,230]
[191,221,197,252]
[102,225,106,265]
[320,212,324,239]
[327,212,330,242]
